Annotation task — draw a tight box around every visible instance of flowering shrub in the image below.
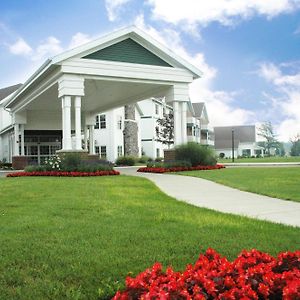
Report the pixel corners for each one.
[44,155,61,170]
[113,248,300,299]
[6,170,120,177]
[137,164,225,173]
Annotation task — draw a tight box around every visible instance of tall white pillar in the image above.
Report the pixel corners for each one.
[89,125,95,155]
[84,125,88,151]
[13,124,20,156]
[62,96,72,150]
[173,101,182,146]
[20,124,25,156]
[74,96,82,150]
[181,102,187,144]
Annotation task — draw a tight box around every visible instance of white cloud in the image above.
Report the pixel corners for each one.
[33,36,63,61]
[69,32,92,49]
[9,38,32,56]
[105,0,132,21]
[135,15,254,126]
[258,62,300,141]
[148,0,300,28]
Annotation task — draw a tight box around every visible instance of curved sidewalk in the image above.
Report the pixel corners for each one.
[117,167,300,227]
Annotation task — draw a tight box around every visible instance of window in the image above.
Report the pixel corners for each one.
[163,107,166,116]
[242,149,251,157]
[100,114,106,129]
[117,116,122,130]
[95,146,100,154]
[94,115,100,129]
[155,104,159,115]
[117,145,123,157]
[100,146,107,158]
[156,148,160,158]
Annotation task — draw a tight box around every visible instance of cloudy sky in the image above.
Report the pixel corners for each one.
[1,0,300,141]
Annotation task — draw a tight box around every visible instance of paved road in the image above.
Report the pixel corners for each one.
[116,167,300,228]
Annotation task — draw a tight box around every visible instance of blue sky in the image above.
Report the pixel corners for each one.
[1,0,300,141]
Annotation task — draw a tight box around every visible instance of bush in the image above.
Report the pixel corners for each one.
[113,248,300,300]
[25,154,113,173]
[175,142,217,166]
[60,153,82,171]
[155,157,163,162]
[25,165,47,172]
[147,160,192,168]
[115,156,136,166]
[138,156,151,164]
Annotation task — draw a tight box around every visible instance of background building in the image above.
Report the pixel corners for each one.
[214,125,264,158]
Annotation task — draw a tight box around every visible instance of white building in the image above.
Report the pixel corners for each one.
[93,105,142,162]
[187,102,214,146]
[139,97,172,159]
[0,26,202,169]
[214,125,264,158]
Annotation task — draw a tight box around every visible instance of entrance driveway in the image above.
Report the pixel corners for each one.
[117,167,300,227]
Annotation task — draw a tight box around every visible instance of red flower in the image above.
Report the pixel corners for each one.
[113,248,300,299]
[6,170,120,177]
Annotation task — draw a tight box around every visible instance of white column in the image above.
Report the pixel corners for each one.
[61,98,66,149]
[89,125,95,155]
[13,124,20,156]
[181,102,187,144]
[84,125,88,151]
[74,96,82,150]
[62,96,72,150]
[20,124,25,156]
[173,101,182,146]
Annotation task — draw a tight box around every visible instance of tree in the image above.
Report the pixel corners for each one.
[156,112,174,148]
[257,121,280,156]
[290,134,300,156]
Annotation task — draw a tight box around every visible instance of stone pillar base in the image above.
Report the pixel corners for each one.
[164,149,176,162]
[12,156,29,170]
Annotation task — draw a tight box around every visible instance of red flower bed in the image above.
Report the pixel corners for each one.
[113,248,300,300]
[137,164,225,173]
[6,170,120,177]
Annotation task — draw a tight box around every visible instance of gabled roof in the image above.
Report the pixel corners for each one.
[192,102,209,122]
[214,125,256,149]
[6,26,202,109]
[192,103,204,118]
[0,84,22,102]
[52,26,203,78]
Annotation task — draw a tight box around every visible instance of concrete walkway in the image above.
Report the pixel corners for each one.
[116,167,300,228]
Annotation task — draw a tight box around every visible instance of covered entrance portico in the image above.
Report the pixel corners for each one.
[5,26,202,168]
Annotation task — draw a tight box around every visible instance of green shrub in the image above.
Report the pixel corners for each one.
[155,157,164,162]
[147,160,191,168]
[138,156,150,163]
[60,153,82,171]
[25,165,47,172]
[175,142,217,166]
[164,160,192,168]
[115,156,136,166]
[77,161,113,172]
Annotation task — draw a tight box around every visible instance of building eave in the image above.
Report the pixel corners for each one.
[5,59,52,109]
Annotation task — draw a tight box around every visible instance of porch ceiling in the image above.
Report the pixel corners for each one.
[24,78,170,113]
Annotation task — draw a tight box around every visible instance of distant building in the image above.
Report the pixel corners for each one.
[187,102,214,146]
[214,125,264,158]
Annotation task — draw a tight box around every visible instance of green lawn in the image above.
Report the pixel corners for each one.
[218,156,300,163]
[177,167,300,202]
[0,176,299,299]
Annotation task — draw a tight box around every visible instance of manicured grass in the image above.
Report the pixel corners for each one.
[177,167,300,202]
[218,156,300,163]
[0,176,299,299]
